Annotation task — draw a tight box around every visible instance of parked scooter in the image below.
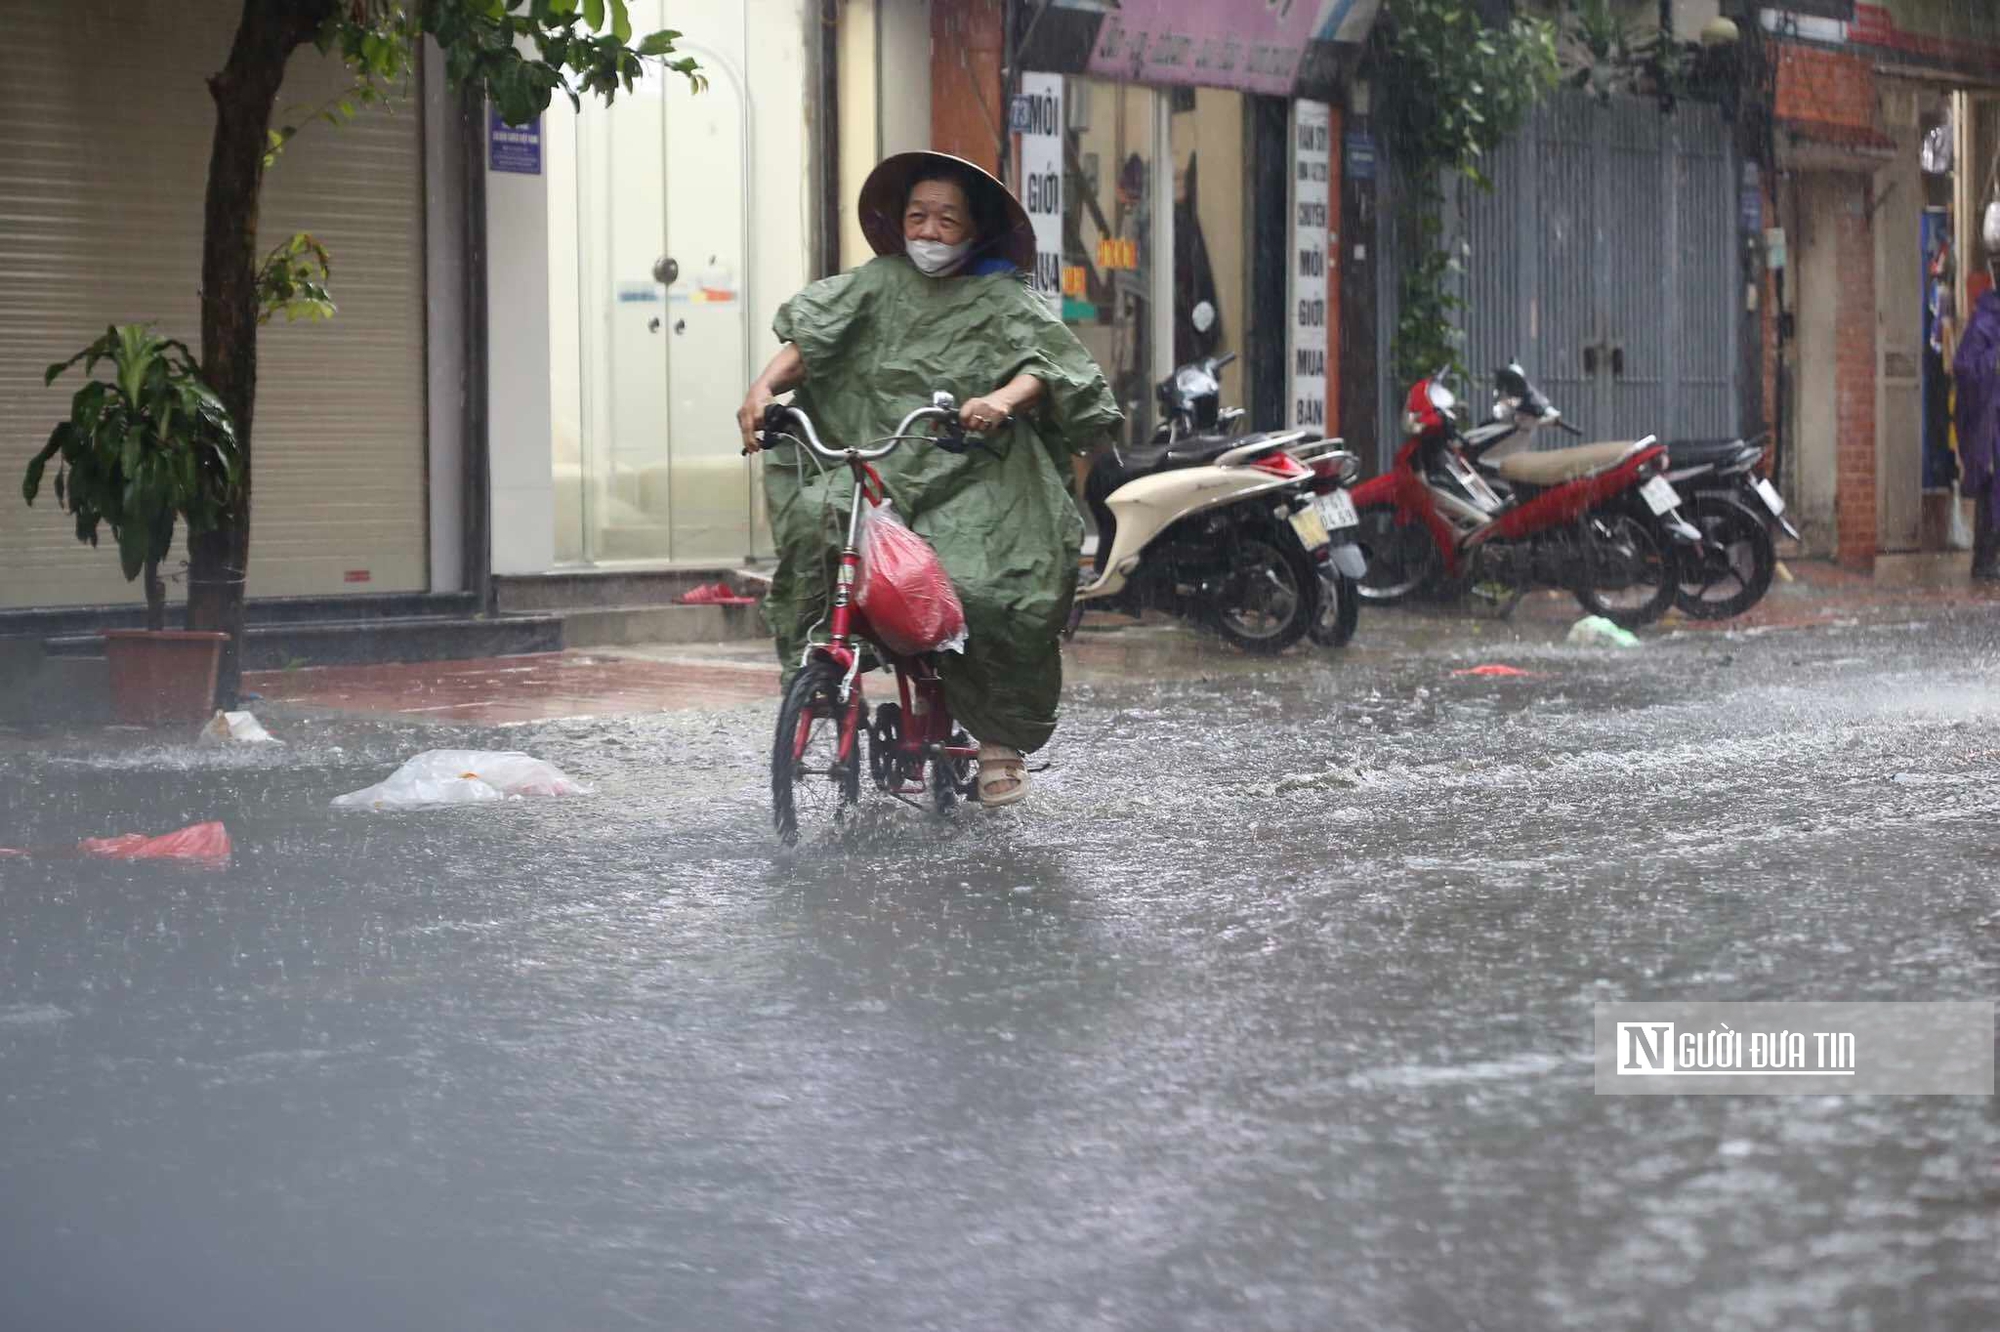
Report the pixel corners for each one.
[1660,435,1790,620]
[1147,351,1369,647]
[1474,370,1779,621]
[1284,437,1369,647]
[1664,434,1799,544]
[1073,354,1335,653]
[1352,364,1703,628]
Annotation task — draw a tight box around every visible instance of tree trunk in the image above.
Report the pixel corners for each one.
[144,553,166,633]
[187,0,334,703]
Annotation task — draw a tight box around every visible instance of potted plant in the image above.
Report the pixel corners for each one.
[22,325,242,724]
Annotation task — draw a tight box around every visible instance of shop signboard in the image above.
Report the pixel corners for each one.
[1084,0,1322,96]
[1017,73,1065,316]
[1291,99,1332,432]
[1040,2,1380,95]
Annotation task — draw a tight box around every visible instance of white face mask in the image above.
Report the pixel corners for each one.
[906,237,973,276]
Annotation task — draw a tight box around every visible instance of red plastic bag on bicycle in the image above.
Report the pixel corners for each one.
[854,499,968,657]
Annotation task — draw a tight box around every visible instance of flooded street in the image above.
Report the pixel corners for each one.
[5,608,2000,1330]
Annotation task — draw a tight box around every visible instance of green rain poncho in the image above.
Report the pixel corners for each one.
[761,255,1123,753]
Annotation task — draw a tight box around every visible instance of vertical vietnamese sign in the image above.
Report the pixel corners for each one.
[1291,99,1331,431]
[1017,73,1065,316]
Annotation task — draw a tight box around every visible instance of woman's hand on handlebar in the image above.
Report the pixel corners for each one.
[959,395,1012,434]
[961,374,1044,435]
[737,384,775,454]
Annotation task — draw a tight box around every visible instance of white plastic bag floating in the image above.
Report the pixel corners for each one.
[1566,615,1640,649]
[332,750,591,810]
[199,710,279,745]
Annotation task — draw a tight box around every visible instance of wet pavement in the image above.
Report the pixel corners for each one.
[4,594,2000,1330]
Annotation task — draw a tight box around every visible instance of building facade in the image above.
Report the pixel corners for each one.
[1757,2,2000,568]
[1,0,1380,632]
[0,0,469,613]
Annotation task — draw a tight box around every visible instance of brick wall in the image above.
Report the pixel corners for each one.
[1832,180,1876,572]
[1774,44,1879,135]
[1769,38,1886,566]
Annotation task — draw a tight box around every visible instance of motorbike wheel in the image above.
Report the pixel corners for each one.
[1309,572,1360,648]
[1674,494,1774,620]
[1354,502,1441,604]
[772,658,862,846]
[1210,526,1315,655]
[1573,504,1680,629]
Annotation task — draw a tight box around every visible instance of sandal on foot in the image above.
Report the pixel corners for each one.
[975,745,1029,807]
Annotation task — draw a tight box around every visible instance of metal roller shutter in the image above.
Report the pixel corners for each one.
[0,0,428,611]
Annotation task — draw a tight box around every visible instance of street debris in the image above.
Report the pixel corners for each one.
[1451,664,1543,678]
[678,580,759,606]
[78,820,233,867]
[1566,616,1641,648]
[331,750,592,810]
[199,710,280,745]
[1,821,233,867]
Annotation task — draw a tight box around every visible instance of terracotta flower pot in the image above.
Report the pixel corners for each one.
[101,629,229,726]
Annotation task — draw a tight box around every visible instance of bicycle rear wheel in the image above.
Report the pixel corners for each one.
[772,658,861,846]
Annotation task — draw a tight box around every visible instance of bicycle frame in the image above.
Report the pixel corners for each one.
[770,398,981,800]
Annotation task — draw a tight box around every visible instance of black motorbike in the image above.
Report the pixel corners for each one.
[1661,435,1791,620]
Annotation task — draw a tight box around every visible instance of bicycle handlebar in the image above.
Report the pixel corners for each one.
[752,392,980,460]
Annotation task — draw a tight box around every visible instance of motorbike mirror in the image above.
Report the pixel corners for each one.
[1494,363,1531,399]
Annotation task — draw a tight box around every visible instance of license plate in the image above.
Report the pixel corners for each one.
[1752,477,1786,517]
[1639,475,1680,516]
[1288,507,1331,550]
[1315,489,1359,531]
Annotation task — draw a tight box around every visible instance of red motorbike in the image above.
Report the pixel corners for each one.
[1351,368,1701,628]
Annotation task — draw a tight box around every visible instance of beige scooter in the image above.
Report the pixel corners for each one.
[1071,429,1327,654]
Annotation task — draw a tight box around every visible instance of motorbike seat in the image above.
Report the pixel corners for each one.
[1099,431,1288,489]
[1665,437,1758,470]
[1492,441,1642,487]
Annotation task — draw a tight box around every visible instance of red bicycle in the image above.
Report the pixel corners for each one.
[757,395,982,846]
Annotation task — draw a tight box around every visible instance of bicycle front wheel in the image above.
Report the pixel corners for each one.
[772,658,862,846]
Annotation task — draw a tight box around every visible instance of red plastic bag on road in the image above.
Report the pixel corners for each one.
[77,820,232,868]
[854,500,968,658]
